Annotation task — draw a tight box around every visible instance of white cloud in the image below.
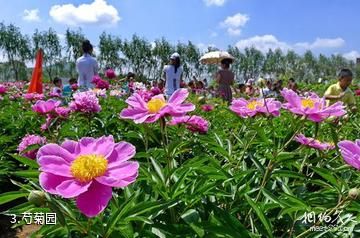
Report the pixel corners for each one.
[294,37,345,50]
[343,50,360,61]
[23,9,41,22]
[49,0,121,26]
[221,13,249,36]
[227,28,241,36]
[235,35,291,52]
[203,0,227,7]
[235,35,346,53]
[222,13,249,28]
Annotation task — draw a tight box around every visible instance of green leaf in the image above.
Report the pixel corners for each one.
[12,170,40,178]
[311,167,340,189]
[245,194,273,238]
[0,191,28,206]
[8,153,39,168]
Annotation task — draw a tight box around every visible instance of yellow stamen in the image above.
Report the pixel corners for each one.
[247,100,263,110]
[70,154,108,182]
[147,98,166,113]
[301,99,315,109]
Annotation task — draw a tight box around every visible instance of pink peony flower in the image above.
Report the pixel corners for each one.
[69,91,101,114]
[55,107,72,118]
[150,87,162,95]
[37,136,139,217]
[24,93,45,101]
[201,104,214,112]
[338,139,360,170]
[105,69,116,79]
[355,89,360,96]
[120,88,195,124]
[18,134,46,159]
[92,75,101,84]
[0,84,7,95]
[96,79,110,90]
[169,115,208,134]
[93,88,107,98]
[294,134,335,150]
[281,88,346,122]
[230,98,281,118]
[32,99,61,115]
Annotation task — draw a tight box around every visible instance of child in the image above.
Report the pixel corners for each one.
[324,69,356,109]
[51,77,62,97]
[62,78,77,97]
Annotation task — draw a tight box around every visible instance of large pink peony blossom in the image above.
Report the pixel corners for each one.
[169,115,208,134]
[294,134,335,151]
[120,88,195,124]
[105,69,116,79]
[32,99,61,115]
[281,88,346,122]
[0,84,7,95]
[37,136,139,217]
[230,98,281,118]
[69,91,101,114]
[338,139,360,170]
[55,107,72,119]
[18,134,46,159]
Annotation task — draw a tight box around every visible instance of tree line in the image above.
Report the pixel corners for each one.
[0,22,358,83]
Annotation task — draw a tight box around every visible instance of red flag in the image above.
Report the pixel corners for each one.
[28,49,43,94]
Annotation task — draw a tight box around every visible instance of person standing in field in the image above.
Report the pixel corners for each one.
[216,58,234,103]
[324,69,356,111]
[76,40,98,90]
[163,53,183,98]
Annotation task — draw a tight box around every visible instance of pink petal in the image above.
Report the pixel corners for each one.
[125,93,147,109]
[76,136,115,157]
[76,181,112,218]
[168,89,189,104]
[37,155,72,177]
[107,142,136,167]
[56,180,92,198]
[61,140,78,154]
[96,162,139,187]
[37,144,75,163]
[39,172,68,195]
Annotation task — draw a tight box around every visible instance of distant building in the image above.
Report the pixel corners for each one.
[356,58,360,65]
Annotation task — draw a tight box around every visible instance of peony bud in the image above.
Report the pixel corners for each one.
[28,190,46,207]
[348,188,360,200]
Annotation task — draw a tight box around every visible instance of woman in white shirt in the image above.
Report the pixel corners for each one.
[76,40,98,90]
[163,53,183,98]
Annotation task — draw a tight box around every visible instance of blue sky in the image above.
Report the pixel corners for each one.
[1,0,360,60]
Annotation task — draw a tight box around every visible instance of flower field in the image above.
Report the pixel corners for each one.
[0,82,359,238]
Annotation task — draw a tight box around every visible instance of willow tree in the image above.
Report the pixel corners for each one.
[0,23,31,80]
[98,32,122,71]
[33,28,62,80]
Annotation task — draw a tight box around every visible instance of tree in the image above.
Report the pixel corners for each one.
[151,38,174,80]
[33,28,62,80]
[0,23,31,80]
[65,28,86,76]
[98,32,122,70]
[120,35,152,78]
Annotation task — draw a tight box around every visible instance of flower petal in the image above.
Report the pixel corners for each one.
[56,180,92,198]
[168,89,189,104]
[107,142,136,167]
[37,155,72,177]
[96,162,139,187]
[37,144,75,163]
[39,172,68,195]
[76,181,112,218]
